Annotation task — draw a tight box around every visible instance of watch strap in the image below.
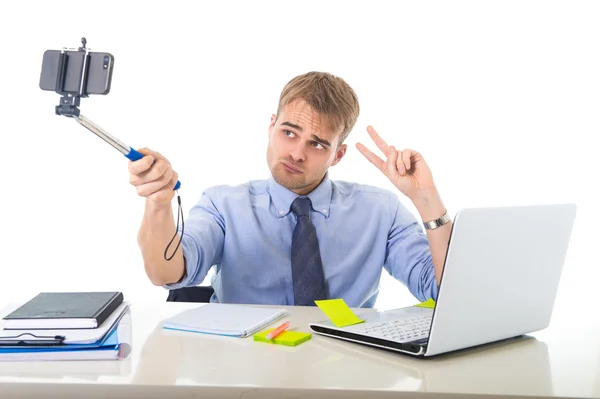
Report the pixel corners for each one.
[423,211,451,230]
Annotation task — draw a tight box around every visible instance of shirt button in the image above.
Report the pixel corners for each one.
[279,210,285,215]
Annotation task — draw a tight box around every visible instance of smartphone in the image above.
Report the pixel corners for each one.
[39,49,114,95]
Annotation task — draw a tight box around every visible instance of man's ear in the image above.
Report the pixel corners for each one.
[268,114,277,138]
[331,143,347,167]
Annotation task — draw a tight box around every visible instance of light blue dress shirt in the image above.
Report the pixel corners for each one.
[166,174,439,307]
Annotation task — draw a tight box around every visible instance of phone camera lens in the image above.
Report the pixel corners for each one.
[104,56,109,62]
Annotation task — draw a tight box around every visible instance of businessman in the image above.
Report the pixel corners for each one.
[129,72,452,307]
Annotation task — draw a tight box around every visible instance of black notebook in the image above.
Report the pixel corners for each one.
[2,292,124,330]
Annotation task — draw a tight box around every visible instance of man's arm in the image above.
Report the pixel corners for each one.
[128,148,184,286]
[385,196,440,302]
[412,189,452,285]
[138,200,184,286]
[357,125,451,297]
[129,148,224,288]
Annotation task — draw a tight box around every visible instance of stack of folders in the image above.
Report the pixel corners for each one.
[0,292,131,361]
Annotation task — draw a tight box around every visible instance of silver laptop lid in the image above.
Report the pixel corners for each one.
[425,203,577,356]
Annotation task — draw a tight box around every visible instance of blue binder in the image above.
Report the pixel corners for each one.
[0,304,132,361]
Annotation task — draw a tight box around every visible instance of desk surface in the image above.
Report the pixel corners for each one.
[0,301,598,399]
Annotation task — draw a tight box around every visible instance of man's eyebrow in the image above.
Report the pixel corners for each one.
[281,121,302,131]
[281,121,331,147]
[311,135,331,147]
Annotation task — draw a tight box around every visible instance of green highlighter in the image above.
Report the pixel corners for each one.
[254,329,312,347]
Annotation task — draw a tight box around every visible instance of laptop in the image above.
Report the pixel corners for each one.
[309,203,577,357]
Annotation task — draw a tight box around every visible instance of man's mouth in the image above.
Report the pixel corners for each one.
[281,161,303,173]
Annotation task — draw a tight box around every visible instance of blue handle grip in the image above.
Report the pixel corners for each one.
[125,148,181,191]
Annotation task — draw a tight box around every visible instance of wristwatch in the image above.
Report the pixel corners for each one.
[423,211,452,230]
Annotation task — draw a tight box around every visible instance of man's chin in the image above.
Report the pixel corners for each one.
[272,170,307,191]
[276,177,306,191]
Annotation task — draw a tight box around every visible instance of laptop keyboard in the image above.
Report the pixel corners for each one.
[347,315,432,342]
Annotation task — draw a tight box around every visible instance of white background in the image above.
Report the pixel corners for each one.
[0,1,597,314]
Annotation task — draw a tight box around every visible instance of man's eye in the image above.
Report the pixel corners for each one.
[311,142,324,149]
[284,130,295,137]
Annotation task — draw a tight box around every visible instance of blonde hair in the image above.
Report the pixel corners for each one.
[277,72,360,144]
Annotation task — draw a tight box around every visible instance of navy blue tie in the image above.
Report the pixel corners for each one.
[290,197,327,306]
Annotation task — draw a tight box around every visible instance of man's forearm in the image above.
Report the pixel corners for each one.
[412,189,452,286]
[138,200,185,286]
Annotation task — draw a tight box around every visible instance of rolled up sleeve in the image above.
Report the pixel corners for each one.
[164,189,225,290]
[384,195,438,302]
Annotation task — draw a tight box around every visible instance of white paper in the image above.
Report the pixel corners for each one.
[162,303,286,337]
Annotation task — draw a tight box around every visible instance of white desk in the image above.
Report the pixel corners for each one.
[0,301,598,398]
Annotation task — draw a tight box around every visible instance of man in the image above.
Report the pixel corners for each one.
[129,72,452,307]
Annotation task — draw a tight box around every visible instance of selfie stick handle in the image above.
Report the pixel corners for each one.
[73,114,181,191]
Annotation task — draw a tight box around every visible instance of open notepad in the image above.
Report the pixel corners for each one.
[162,304,286,337]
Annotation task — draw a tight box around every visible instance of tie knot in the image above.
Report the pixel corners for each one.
[291,197,312,217]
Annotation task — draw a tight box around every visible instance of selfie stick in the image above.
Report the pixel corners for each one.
[51,38,181,190]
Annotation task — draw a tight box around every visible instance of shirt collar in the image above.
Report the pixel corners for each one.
[267,173,333,218]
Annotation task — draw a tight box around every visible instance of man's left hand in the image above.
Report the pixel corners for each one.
[356,125,437,203]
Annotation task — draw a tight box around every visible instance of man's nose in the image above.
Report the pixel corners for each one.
[289,142,306,162]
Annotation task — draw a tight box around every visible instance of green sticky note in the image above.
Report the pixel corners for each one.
[254,329,312,346]
[415,298,436,308]
[314,298,365,328]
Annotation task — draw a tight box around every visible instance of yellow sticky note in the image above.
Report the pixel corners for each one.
[254,329,312,346]
[314,299,364,328]
[415,298,436,308]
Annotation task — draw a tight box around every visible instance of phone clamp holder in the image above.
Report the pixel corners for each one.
[53,37,91,118]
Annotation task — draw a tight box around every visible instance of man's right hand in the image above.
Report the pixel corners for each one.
[128,148,179,204]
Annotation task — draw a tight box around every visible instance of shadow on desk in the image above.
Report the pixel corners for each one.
[131,319,415,390]
[131,318,553,395]
[311,334,554,395]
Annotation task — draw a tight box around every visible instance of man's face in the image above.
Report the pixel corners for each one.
[267,100,347,195]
